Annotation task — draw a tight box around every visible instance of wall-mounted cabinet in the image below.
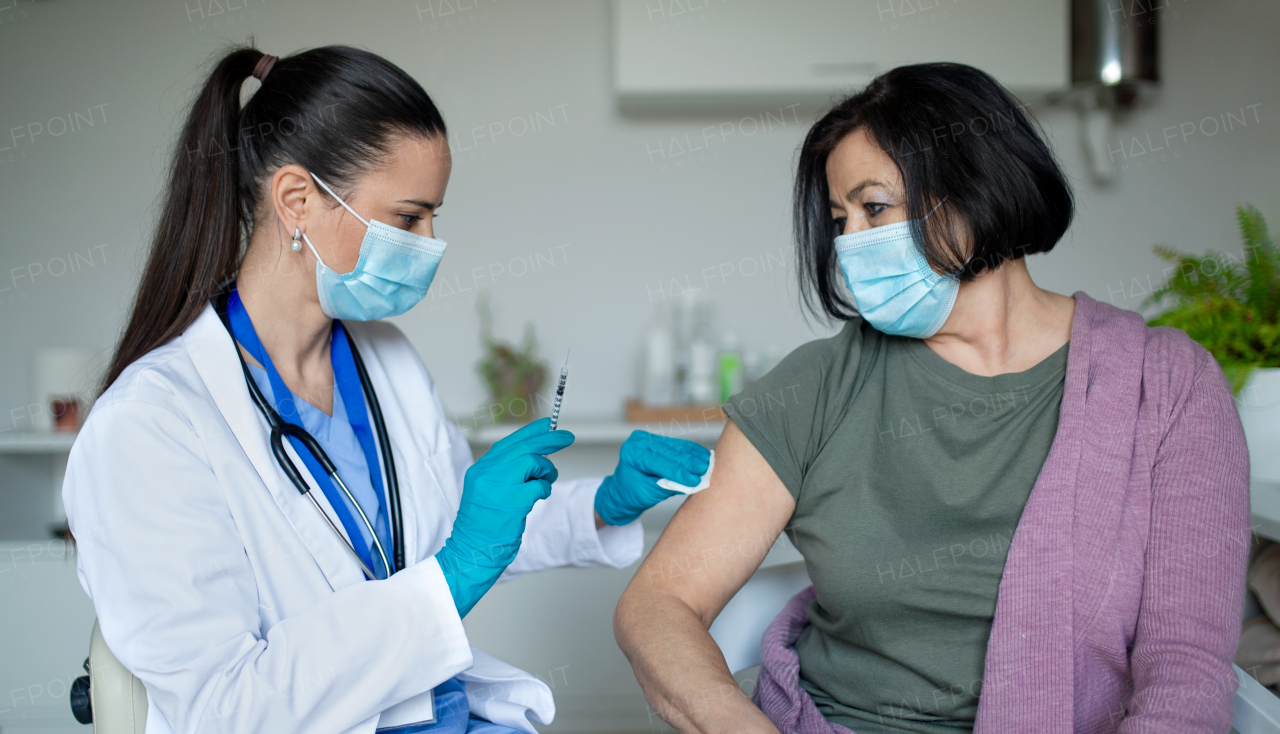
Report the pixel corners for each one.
[614,0,1068,107]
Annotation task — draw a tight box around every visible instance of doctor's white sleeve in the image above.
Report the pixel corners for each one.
[442,420,643,580]
[64,399,473,734]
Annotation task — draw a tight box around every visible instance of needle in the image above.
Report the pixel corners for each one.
[549,349,570,431]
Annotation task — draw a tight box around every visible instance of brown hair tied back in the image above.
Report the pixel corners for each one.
[102,45,447,394]
[252,54,278,82]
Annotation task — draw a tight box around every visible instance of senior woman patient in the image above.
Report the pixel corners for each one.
[614,63,1250,734]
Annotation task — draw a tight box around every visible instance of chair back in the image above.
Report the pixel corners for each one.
[707,560,811,675]
[1233,662,1280,733]
[705,563,1280,734]
[88,619,148,734]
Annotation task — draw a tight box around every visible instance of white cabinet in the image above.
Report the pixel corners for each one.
[614,0,1069,105]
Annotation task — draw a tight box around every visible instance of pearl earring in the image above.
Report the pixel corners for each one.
[290,227,302,252]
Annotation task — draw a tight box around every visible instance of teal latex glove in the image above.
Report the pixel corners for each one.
[594,430,711,526]
[436,417,574,617]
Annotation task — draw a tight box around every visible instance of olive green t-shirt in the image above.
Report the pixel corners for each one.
[724,319,1068,734]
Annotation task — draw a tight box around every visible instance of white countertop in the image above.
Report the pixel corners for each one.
[0,419,726,455]
[0,431,78,454]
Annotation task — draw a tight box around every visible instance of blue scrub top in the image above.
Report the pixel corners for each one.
[246,364,390,557]
[245,366,518,734]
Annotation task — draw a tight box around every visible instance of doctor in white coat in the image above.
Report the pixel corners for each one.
[63,45,711,734]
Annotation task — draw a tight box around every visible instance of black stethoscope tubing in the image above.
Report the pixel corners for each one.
[215,294,405,578]
[347,336,404,573]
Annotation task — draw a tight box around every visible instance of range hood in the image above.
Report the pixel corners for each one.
[1064,0,1160,182]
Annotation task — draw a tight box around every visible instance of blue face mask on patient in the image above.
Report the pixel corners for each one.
[833,200,959,339]
[302,173,447,322]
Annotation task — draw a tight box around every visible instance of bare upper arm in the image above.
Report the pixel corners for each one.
[628,418,797,627]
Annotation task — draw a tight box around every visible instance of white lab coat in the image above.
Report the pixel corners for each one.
[62,304,643,734]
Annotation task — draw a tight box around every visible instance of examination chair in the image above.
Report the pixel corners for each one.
[707,561,1280,734]
[69,620,147,733]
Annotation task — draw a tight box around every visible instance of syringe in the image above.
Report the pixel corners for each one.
[549,349,570,430]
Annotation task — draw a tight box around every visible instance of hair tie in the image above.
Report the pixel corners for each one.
[252,54,278,82]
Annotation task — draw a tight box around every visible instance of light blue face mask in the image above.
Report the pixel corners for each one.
[301,173,447,321]
[833,201,959,339]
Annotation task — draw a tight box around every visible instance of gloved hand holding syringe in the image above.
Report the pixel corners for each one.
[544,349,716,526]
[440,353,710,616]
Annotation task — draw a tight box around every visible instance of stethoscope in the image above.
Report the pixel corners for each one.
[215,293,404,580]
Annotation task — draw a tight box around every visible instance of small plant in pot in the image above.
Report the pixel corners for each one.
[1144,205,1280,479]
[476,293,546,425]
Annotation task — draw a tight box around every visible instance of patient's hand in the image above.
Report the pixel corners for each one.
[614,419,795,734]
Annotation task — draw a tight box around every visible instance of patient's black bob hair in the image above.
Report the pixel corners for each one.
[795,62,1074,322]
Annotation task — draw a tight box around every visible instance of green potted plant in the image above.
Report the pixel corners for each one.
[475,293,546,424]
[1144,204,1280,479]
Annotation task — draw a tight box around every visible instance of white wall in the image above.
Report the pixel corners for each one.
[1,0,1278,437]
[1,0,1278,731]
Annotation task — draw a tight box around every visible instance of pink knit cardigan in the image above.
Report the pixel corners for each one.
[753,292,1253,733]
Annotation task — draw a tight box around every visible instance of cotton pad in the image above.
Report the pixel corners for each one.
[657,450,715,494]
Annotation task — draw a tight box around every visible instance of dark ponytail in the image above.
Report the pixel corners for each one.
[102,44,446,392]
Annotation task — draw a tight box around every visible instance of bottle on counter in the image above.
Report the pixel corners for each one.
[718,331,745,402]
[671,293,693,405]
[641,302,676,406]
[687,298,718,405]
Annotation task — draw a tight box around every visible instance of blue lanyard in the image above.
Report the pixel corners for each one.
[226,288,392,579]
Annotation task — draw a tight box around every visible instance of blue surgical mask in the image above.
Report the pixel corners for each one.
[301,173,447,321]
[833,201,958,338]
